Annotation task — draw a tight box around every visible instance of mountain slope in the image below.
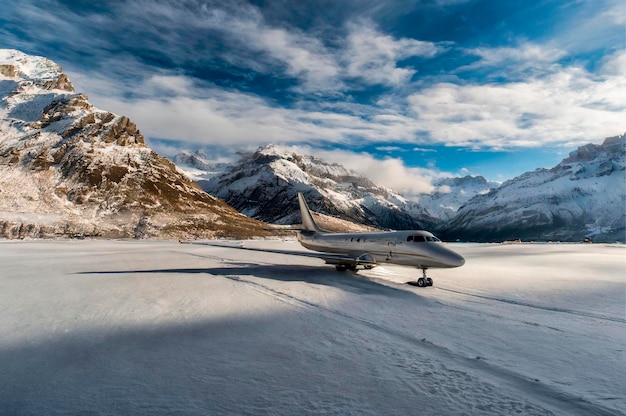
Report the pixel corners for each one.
[200,145,436,231]
[0,49,269,239]
[418,175,498,220]
[442,135,625,242]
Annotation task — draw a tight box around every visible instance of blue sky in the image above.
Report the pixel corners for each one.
[2,0,624,192]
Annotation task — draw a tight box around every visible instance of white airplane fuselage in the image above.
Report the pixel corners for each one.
[295,193,465,271]
[297,229,465,269]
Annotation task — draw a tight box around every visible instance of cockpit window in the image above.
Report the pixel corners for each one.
[408,235,440,242]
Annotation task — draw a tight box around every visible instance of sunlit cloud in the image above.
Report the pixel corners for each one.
[460,43,568,78]
[408,50,626,147]
[344,20,440,86]
[290,147,442,195]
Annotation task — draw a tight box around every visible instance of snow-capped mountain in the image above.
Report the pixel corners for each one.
[200,144,436,230]
[172,150,229,182]
[442,135,626,242]
[418,175,498,220]
[0,49,268,239]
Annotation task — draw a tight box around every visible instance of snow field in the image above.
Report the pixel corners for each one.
[0,239,624,415]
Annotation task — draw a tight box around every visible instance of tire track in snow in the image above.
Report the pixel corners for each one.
[435,287,625,324]
[220,273,623,416]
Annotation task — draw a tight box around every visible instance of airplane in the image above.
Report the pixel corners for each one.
[196,193,465,287]
[293,193,464,287]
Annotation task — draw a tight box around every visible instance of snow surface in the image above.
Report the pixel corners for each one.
[0,49,62,81]
[0,240,624,415]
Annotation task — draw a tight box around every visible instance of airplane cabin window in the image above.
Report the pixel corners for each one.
[407,236,413,242]
[414,235,426,242]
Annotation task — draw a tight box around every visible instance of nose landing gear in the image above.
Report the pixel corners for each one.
[409,268,433,287]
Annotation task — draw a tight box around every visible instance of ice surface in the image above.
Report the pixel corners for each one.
[0,240,624,415]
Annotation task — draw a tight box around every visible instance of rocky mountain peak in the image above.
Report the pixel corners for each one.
[198,145,435,230]
[563,133,625,164]
[0,49,269,239]
[0,49,74,92]
[551,134,625,180]
[443,134,625,242]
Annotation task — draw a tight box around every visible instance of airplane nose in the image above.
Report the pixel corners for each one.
[439,247,464,267]
[448,251,465,267]
[428,245,465,268]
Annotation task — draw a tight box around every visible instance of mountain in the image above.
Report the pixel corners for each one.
[418,175,498,220]
[442,135,626,242]
[200,144,436,231]
[0,49,269,239]
[172,150,229,182]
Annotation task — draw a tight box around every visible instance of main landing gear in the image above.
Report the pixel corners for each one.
[409,268,433,287]
[335,264,357,272]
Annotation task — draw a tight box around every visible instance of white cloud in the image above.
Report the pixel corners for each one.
[344,20,440,86]
[251,27,341,92]
[80,47,625,161]
[408,50,626,147]
[207,15,442,92]
[600,49,626,77]
[58,5,625,159]
[202,8,343,93]
[289,147,439,194]
[461,43,567,75]
[550,0,626,54]
[145,75,195,95]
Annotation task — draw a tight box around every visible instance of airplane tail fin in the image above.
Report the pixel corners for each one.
[298,192,323,233]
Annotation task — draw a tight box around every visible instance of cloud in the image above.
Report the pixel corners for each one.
[344,20,440,86]
[79,49,625,159]
[408,49,626,147]
[242,24,342,93]
[176,4,344,94]
[8,0,623,160]
[290,147,439,194]
[460,42,567,77]
[549,0,626,54]
[144,75,196,96]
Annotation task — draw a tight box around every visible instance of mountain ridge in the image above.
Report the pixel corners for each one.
[0,49,269,239]
[198,144,437,231]
[442,134,625,242]
[2,49,623,242]
[177,137,625,242]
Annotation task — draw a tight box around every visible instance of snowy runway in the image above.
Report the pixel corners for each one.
[0,239,624,415]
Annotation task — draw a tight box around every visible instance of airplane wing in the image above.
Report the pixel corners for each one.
[184,241,377,266]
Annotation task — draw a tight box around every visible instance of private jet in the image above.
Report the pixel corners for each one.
[293,193,464,287]
[198,193,465,287]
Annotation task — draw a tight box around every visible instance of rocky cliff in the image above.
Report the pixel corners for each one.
[0,49,269,239]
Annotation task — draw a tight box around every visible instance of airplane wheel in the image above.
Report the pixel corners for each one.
[417,278,426,287]
[336,265,348,272]
[426,278,433,286]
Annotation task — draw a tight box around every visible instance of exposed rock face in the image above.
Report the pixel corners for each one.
[0,49,269,239]
[201,145,436,231]
[442,135,625,242]
[0,64,16,77]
